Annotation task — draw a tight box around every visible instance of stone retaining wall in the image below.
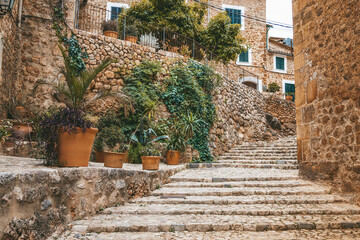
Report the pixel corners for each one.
[0,157,185,239]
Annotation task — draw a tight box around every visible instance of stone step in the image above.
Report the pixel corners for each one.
[102,203,360,216]
[62,229,360,240]
[71,214,360,233]
[132,195,347,205]
[219,156,297,160]
[233,146,297,150]
[224,153,298,157]
[217,160,298,165]
[165,180,309,188]
[228,149,297,153]
[170,176,300,182]
[151,186,330,196]
[211,163,298,170]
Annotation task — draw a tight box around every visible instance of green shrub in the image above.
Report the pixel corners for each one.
[268,82,281,92]
[128,143,143,164]
[139,144,161,156]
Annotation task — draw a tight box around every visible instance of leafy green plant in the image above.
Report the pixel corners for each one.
[201,12,247,64]
[102,20,118,32]
[268,82,281,92]
[94,126,126,152]
[130,125,169,147]
[0,120,12,142]
[139,144,161,156]
[162,61,217,162]
[285,92,295,97]
[128,143,143,164]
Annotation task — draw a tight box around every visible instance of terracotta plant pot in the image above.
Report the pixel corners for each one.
[12,123,33,138]
[57,127,98,167]
[103,152,126,168]
[166,150,180,165]
[125,36,138,43]
[104,31,118,39]
[285,95,293,101]
[141,156,160,170]
[95,151,105,163]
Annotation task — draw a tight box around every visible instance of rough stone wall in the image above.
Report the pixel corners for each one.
[210,78,268,156]
[0,0,21,116]
[0,159,185,239]
[293,0,360,198]
[264,94,296,135]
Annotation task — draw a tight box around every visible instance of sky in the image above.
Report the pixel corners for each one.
[266,0,294,39]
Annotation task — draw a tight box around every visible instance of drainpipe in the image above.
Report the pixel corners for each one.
[18,0,23,28]
[266,24,273,51]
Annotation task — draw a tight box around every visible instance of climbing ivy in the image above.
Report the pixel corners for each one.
[162,60,220,162]
[52,0,88,74]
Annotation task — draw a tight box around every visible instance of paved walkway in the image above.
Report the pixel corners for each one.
[58,137,360,239]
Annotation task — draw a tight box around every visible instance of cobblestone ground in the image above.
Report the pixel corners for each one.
[56,137,360,240]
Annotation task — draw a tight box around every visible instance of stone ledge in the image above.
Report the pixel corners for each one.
[0,156,186,240]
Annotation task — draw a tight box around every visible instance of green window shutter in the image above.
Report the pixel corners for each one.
[111,7,122,20]
[276,57,285,70]
[225,8,242,24]
[239,51,249,62]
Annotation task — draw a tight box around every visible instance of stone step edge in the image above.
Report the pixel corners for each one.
[81,221,360,233]
[170,177,300,182]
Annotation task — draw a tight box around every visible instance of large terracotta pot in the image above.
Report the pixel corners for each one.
[285,95,293,101]
[95,151,105,163]
[125,36,138,43]
[166,150,180,165]
[12,123,32,139]
[141,156,160,170]
[104,31,118,39]
[57,127,98,167]
[103,152,126,168]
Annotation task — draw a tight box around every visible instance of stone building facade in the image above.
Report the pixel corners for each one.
[293,0,360,199]
[75,0,294,94]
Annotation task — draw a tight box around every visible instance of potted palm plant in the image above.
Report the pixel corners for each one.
[102,20,118,39]
[285,92,294,101]
[166,113,200,165]
[130,121,169,170]
[34,45,132,167]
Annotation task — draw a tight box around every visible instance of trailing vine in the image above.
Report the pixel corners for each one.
[51,0,87,74]
[162,60,220,162]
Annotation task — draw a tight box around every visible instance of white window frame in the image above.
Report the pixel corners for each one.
[236,48,252,66]
[282,79,295,98]
[222,4,245,30]
[106,3,129,21]
[273,55,287,73]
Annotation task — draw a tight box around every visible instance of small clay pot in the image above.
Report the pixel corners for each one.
[104,31,118,39]
[141,156,160,170]
[166,150,180,165]
[95,151,105,163]
[12,123,33,139]
[125,36,138,43]
[57,127,98,167]
[285,95,293,101]
[103,152,126,168]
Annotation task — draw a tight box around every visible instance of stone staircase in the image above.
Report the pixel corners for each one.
[58,138,360,240]
[215,136,298,169]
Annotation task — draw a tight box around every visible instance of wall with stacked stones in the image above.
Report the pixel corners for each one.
[0,159,185,239]
[0,0,21,117]
[293,0,360,198]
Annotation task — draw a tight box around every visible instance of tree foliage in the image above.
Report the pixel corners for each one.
[120,0,207,38]
[201,12,247,64]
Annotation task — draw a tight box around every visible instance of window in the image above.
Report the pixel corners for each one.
[110,7,122,20]
[106,3,129,21]
[222,5,245,30]
[239,51,248,62]
[236,49,251,65]
[225,8,242,24]
[274,56,287,72]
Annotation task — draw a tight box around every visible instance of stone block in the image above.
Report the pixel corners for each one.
[295,84,306,107]
[306,80,317,104]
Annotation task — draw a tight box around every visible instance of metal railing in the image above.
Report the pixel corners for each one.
[74,2,259,88]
